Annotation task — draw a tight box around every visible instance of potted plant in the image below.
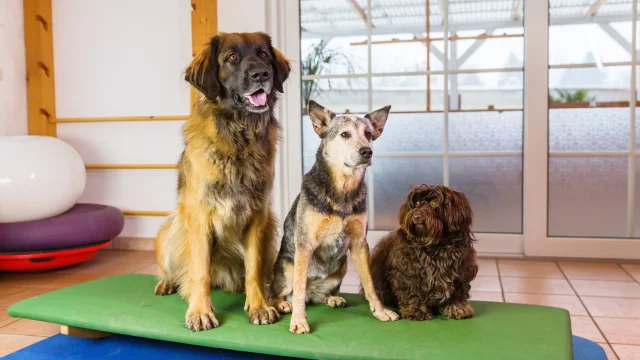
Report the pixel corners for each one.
[549,89,595,108]
[301,39,354,114]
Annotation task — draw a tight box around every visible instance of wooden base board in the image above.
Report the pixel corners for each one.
[61,325,111,339]
[111,237,154,251]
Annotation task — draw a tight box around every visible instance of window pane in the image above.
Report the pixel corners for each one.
[301,0,369,75]
[549,23,632,66]
[373,157,443,230]
[449,156,523,234]
[549,157,628,238]
[371,33,444,73]
[303,78,369,115]
[453,28,524,71]
[449,111,522,152]
[375,113,444,153]
[549,67,631,103]
[372,75,433,112]
[449,72,523,110]
[550,108,629,152]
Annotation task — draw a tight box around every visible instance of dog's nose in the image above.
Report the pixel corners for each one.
[412,214,424,223]
[250,68,270,82]
[359,147,373,159]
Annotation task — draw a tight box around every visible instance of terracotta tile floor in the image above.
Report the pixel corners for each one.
[0,251,638,359]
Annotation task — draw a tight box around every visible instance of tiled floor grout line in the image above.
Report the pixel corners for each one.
[555,261,619,359]
[618,263,640,285]
[494,260,506,302]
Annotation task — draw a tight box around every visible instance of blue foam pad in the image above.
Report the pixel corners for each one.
[1,334,292,360]
[572,336,608,360]
[2,334,607,360]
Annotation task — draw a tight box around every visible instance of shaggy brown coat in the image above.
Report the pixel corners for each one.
[369,184,478,320]
[154,32,291,331]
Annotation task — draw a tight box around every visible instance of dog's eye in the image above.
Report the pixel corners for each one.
[259,51,267,58]
[364,131,372,140]
[429,200,439,208]
[341,132,351,139]
[228,54,238,62]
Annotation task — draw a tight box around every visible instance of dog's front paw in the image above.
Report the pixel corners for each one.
[154,280,176,296]
[372,307,400,322]
[248,304,280,325]
[272,298,292,314]
[289,316,310,334]
[326,296,347,308]
[185,310,219,331]
[441,301,474,320]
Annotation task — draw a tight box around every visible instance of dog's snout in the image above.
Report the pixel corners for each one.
[249,68,270,82]
[412,214,424,223]
[359,147,373,159]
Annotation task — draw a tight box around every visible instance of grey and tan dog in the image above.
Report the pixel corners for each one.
[269,100,400,334]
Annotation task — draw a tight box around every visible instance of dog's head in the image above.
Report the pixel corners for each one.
[185,32,291,113]
[308,100,390,169]
[398,184,473,244]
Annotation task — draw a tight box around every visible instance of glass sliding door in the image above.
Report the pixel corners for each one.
[285,0,640,259]
[299,0,524,253]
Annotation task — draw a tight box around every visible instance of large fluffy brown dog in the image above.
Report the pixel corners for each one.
[154,32,290,331]
[369,184,478,321]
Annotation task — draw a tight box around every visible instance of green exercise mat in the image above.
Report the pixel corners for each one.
[8,274,572,360]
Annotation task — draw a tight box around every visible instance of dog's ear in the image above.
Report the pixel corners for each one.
[260,32,291,93]
[444,188,473,232]
[365,105,391,140]
[308,100,336,138]
[185,35,221,101]
[397,187,416,232]
[272,47,291,93]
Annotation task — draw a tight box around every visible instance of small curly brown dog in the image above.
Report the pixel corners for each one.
[369,184,478,321]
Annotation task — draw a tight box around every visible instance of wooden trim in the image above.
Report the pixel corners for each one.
[53,115,189,123]
[85,164,177,170]
[190,0,217,110]
[347,0,372,28]
[381,108,523,114]
[24,0,56,136]
[61,325,111,339]
[111,237,155,251]
[549,101,640,109]
[122,210,170,217]
[350,33,523,46]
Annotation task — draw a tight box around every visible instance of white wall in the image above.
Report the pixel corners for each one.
[0,0,28,136]
[52,0,283,239]
[52,0,192,238]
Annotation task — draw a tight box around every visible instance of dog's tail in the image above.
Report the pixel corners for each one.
[363,237,396,307]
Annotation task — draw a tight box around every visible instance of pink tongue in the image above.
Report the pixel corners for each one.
[248,91,267,106]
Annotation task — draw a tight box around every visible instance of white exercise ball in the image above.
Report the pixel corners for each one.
[0,136,86,223]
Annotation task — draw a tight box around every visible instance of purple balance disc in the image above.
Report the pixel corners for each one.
[0,204,124,253]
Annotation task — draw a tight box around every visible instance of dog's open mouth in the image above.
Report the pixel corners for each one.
[245,89,267,107]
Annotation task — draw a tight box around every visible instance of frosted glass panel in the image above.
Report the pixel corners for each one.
[375,113,443,153]
[549,157,627,238]
[634,158,640,238]
[449,111,522,152]
[302,115,321,174]
[373,157,443,230]
[449,157,523,233]
[549,108,629,152]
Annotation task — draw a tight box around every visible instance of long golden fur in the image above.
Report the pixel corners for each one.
[154,32,291,331]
